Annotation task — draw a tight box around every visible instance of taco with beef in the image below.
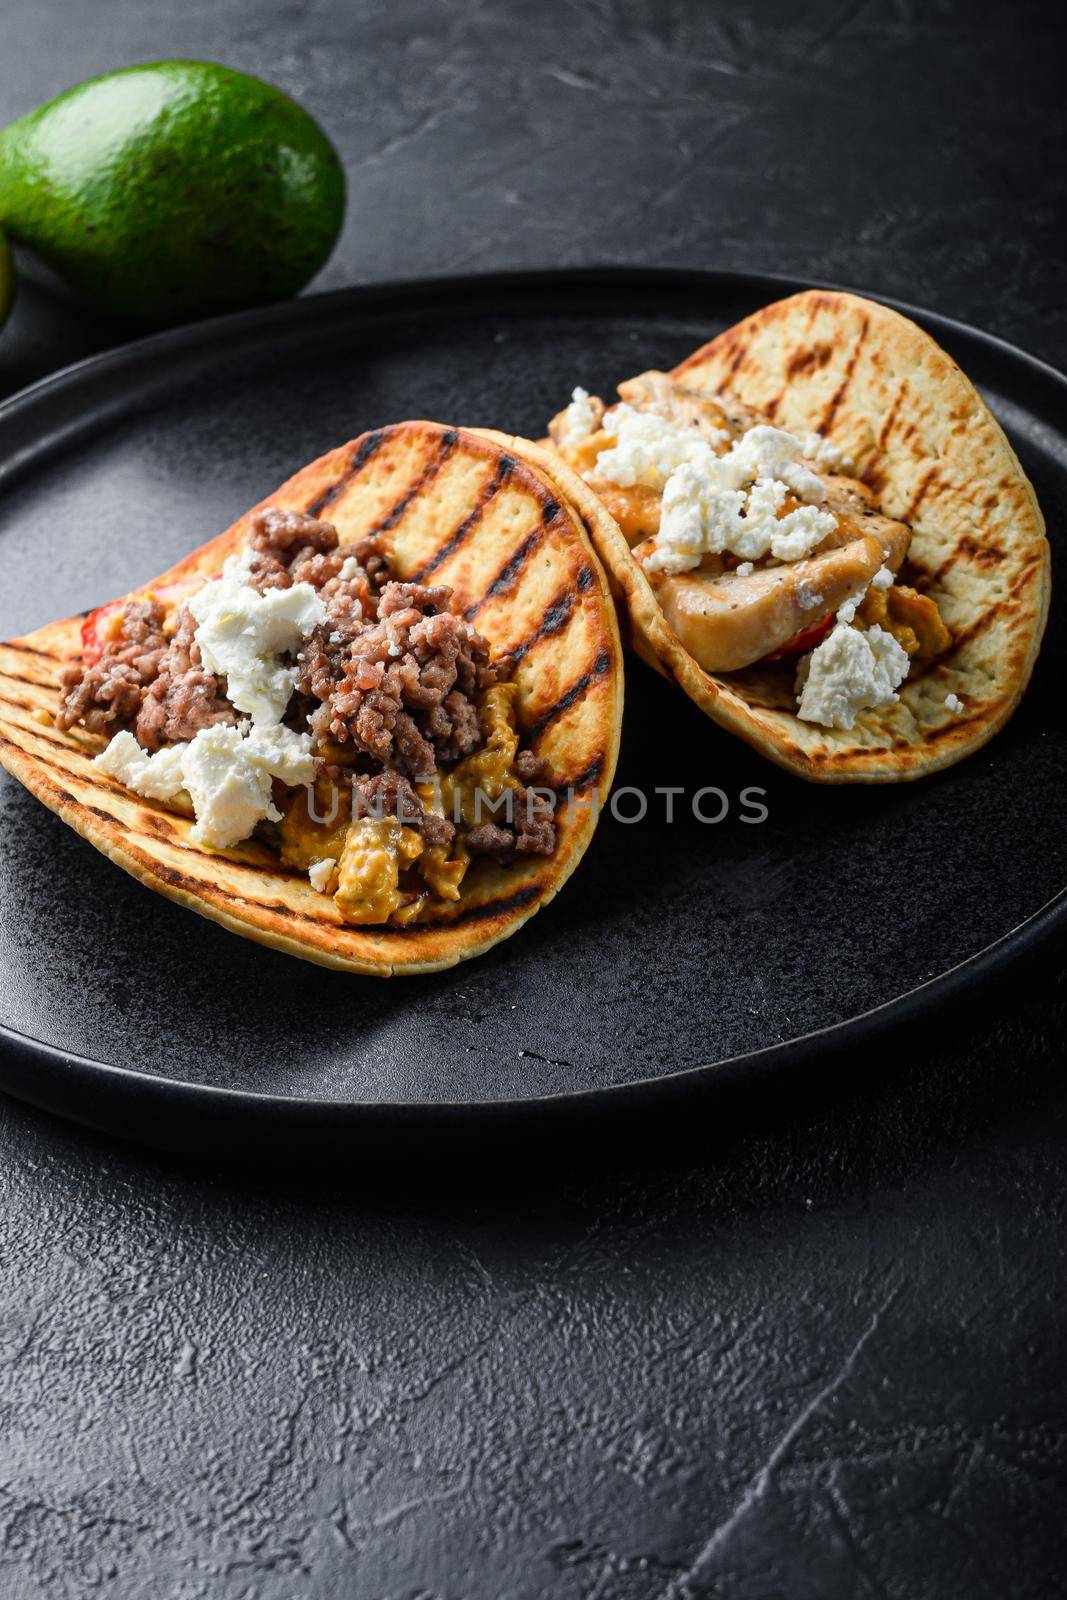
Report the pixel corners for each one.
[0,422,623,974]
[547,289,1049,781]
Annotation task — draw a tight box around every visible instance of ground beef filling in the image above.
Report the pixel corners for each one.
[297,580,496,778]
[55,507,557,887]
[56,600,169,735]
[136,607,236,750]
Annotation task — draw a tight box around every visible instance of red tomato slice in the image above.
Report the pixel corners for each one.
[78,576,201,665]
[766,612,835,662]
[79,600,125,667]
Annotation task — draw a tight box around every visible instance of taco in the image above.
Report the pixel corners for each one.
[0,422,623,974]
[547,289,1050,781]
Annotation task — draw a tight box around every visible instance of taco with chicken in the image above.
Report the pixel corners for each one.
[547,289,1049,781]
[0,422,623,974]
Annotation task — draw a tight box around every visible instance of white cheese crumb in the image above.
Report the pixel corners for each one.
[596,403,720,490]
[96,722,314,849]
[798,430,849,472]
[243,721,317,789]
[944,692,964,713]
[735,561,754,577]
[871,565,894,590]
[338,555,362,581]
[189,569,325,725]
[648,459,836,573]
[308,857,336,894]
[94,732,189,800]
[796,580,824,611]
[624,421,838,575]
[222,543,257,584]
[727,426,825,503]
[559,386,599,446]
[795,624,910,730]
[181,725,275,847]
[181,722,315,849]
[837,596,859,625]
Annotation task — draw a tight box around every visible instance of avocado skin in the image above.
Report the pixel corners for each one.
[0,61,346,326]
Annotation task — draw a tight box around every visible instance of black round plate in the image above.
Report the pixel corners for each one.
[0,268,1063,1151]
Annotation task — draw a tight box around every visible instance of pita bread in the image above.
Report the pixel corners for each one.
[0,423,624,973]
[579,290,1050,781]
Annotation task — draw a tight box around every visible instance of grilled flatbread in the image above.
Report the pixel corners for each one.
[0,423,623,974]
[557,290,1050,782]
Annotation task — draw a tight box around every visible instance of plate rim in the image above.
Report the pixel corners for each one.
[1,264,1063,1132]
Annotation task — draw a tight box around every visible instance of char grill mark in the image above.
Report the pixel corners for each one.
[902,464,938,521]
[507,588,576,668]
[526,649,612,746]
[465,527,542,618]
[3,641,59,661]
[556,753,604,797]
[409,454,514,583]
[818,315,869,432]
[305,430,385,517]
[716,341,747,390]
[408,882,542,930]
[876,385,909,449]
[368,428,459,538]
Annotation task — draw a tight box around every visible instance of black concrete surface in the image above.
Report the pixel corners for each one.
[0,3,1064,1597]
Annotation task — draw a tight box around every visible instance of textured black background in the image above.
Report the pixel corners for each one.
[1,3,1065,1598]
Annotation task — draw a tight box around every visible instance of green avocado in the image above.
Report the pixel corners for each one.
[0,61,346,326]
[0,228,13,331]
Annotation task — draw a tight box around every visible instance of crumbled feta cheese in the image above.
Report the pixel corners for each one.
[647,459,836,574]
[944,692,964,713]
[222,543,257,584]
[796,624,910,730]
[243,721,316,789]
[798,430,849,471]
[764,502,837,561]
[871,565,894,590]
[725,426,825,503]
[181,721,315,849]
[338,555,362,581]
[735,561,754,577]
[308,857,336,893]
[95,731,189,800]
[837,596,859,625]
[619,419,840,575]
[559,386,599,446]
[189,570,325,725]
[97,720,314,850]
[796,580,824,611]
[595,404,719,490]
[181,725,275,848]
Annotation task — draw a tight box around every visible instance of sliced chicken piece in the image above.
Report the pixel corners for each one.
[640,533,887,673]
[821,476,911,571]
